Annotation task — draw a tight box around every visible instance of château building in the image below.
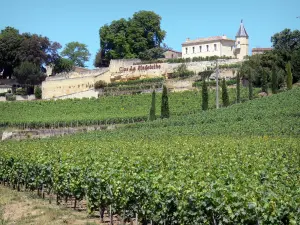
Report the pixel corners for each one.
[182,20,249,60]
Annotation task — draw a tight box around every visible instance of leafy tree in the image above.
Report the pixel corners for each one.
[221,78,229,107]
[271,67,278,94]
[97,10,166,66]
[34,86,42,99]
[271,29,300,60]
[201,79,208,110]
[0,27,23,79]
[236,71,241,103]
[261,69,268,94]
[18,33,61,66]
[249,70,254,100]
[53,58,75,74]
[290,49,300,83]
[286,61,293,90]
[161,85,169,119]
[13,62,46,91]
[149,90,156,121]
[61,42,90,67]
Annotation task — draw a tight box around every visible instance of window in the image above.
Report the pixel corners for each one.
[199,46,202,52]
[238,41,240,44]
[206,45,209,52]
[192,47,195,53]
[186,48,188,54]
[214,44,217,51]
[171,54,174,58]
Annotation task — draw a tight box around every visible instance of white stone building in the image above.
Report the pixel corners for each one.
[182,20,249,60]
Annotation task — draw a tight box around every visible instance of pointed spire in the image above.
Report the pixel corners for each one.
[236,20,248,38]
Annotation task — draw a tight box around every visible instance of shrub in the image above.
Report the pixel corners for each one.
[202,79,208,110]
[0,92,6,97]
[15,88,27,95]
[169,64,195,79]
[261,69,268,94]
[236,72,241,103]
[271,67,278,94]
[221,78,230,107]
[286,62,293,90]
[34,86,42,99]
[5,93,16,101]
[149,90,156,121]
[94,80,108,89]
[161,85,169,119]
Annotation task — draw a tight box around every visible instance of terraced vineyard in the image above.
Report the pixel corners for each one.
[0,87,257,129]
[1,88,300,224]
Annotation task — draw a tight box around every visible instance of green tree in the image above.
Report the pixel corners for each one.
[149,90,156,121]
[97,11,166,66]
[61,42,90,67]
[201,79,208,110]
[271,67,278,94]
[261,69,268,94]
[221,78,230,107]
[53,58,75,74]
[286,61,293,90]
[236,71,241,103]
[0,27,23,79]
[13,62,46,93]
[34,86,42,99]
[249,70,254,100]
[161,85,169,119]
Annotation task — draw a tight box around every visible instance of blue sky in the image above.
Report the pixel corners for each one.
[1,0,299,68]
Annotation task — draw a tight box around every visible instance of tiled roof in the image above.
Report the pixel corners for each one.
[182,36,235,46]
[236,20,249,37]
[164,49,182,54]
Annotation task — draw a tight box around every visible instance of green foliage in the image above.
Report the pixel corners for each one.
[169,64,194,79]
[53,58,75,74]
[34,86,42,99]
[286,62,293,90]
[198,70,214,80]
[5,93,16,101]
[261,69,268,93]
[236,72,241,103]
[98,11,166,65]
[13,61,46,86]
[61,42,90,67]
[108,77,164,87]
[0,26,61,79]
[221,78,230,107]
[271,67,278,94]
[219,63,241,69]
[160,85,169,119]
[0,88,300,224]
[193,79,236,87]
[15,88,27,96]
[201,79,208,110]
[149,90,156,121]
[0,88,259,129]
[166,55,234,63]
[249,71,254,100]
[94,80,108,89]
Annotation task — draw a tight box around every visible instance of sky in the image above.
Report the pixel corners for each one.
[1,0,299,68]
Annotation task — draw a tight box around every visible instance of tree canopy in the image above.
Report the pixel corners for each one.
[61,42,90,67]
[240,28,300,87]
[0,26,61,81]
[95,11,166,67]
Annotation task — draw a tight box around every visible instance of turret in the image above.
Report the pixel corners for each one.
[235,20,249,60]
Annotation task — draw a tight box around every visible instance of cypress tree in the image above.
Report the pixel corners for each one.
[271,67,278,94]
[249,70,253,100]
[236,71,241,103]
[221,78,230,107]
[261,69,268,94]
[286,62,293,90]
[149,89,156,121]
[161,85,170,119]
[202,79,208,110]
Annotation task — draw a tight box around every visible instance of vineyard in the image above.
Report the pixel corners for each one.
[1,88,300,224]
[0,87,257,129]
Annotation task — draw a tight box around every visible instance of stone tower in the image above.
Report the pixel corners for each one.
[235,20,249,60]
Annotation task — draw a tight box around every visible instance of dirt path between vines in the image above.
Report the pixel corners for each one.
[0,186,104,225]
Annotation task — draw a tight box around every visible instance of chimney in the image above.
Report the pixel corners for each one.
[186,38,190,42]
[222,34,227,39]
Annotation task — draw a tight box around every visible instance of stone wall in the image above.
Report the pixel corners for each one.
[41,59,242,99]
